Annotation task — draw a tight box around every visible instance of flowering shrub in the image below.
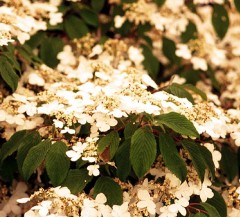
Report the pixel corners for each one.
[0,0,240,216]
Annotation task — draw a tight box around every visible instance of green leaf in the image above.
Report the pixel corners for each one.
[97,131,120,160]
[62,169,92,194]
[22,139,51,180]
[64,15,89,39]
[234,0,240,13]
[93,176,123,206]
[166,83,194,104]
[45,141,70,186]
[200,203,221,217]
[115,140,131,181]
[154,0,166,7]
[193,213,207,217]
[154,112,199,138]
[0,156,18,182]
[212,4,229,39]
[181,21,197,43]
[180,69,201,85]
[17,44,42,64]
[16,131,42,176]
[124,123,139,139]
[199,145,215,179]
[142,44,160,80]
[40,37,64,68]
[206,67,220,91]
[220,146,238,182]
[0,130,27,164]
[130,127,157,178]
[159,134,187,182]
[182,140,206,182]
[26,31,46,49]
[80,8,99,27]
[162,37,181,64]
[207,189,227,217]
[182,84,207,101]
[0,56,19,91]
[91,0,105,12]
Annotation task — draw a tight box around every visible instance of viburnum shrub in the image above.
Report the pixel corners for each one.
[0,0,240,216]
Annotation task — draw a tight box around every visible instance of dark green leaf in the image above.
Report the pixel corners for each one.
[234,0,240,13]
[26,31,46,49]
[206,67,220,91]
[159,134,187,182]
[182,84,207,100]
[180,69,201,85]
[154,112,199,138]
[98,131,120,160]
[22,139,51,180]
[124,123,139,139]
[142,44,160,80]
[181,21,197,43]
[93,176,123,206]
[64,15,89,39]
[91,0,105,12]
[220,146,238,182]
[0,130,27,164]
[199,145,215,179]
[194,213,207,217]
[154,0,166,7]
[45,141,70,186]
[212,4,229,39]
[207,189,227,217]
[162,37,181,64]
[115,140,131,181]
[62,169,92,194]
[0,56,19,91]
[16,131,42,176]
[200,203,221,217]
[130,127,157,178]
[0,156,18,182]
[182,140,206,182]
[166,83,194,104]
[80,8,98,27]
[40,37,64,68]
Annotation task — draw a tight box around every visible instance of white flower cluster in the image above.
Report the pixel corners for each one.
[0,0,62,46]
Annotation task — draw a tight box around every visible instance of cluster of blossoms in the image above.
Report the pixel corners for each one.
[0,0,62,46]
[0,0,240,216]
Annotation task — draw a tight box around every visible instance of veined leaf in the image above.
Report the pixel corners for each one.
[142,44,160,80]
[62,169,92,194]
[124,123,139,139]
[199,145,215,179]
[182,140,206,182]
[154,112,199,138]
[40,37,64,68]
[80,8,99,27]
[93,176,123,206]
[207,189,227,217]
[130,127,157,178]
[162,37,181,64]
[46,141,70,186]
[64,15,89,39]
[166,83,194,104]
[115,140,131,181]
[22,139,51,180]
[200,202,221,217]
[97,131,120,160]
[159,134,187,182]
[0,130,27,164]
[220,146,238,182]
[182,84,207,101]
[212,4,229,39]
[0,56,19,91]
[16,131,41,176]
